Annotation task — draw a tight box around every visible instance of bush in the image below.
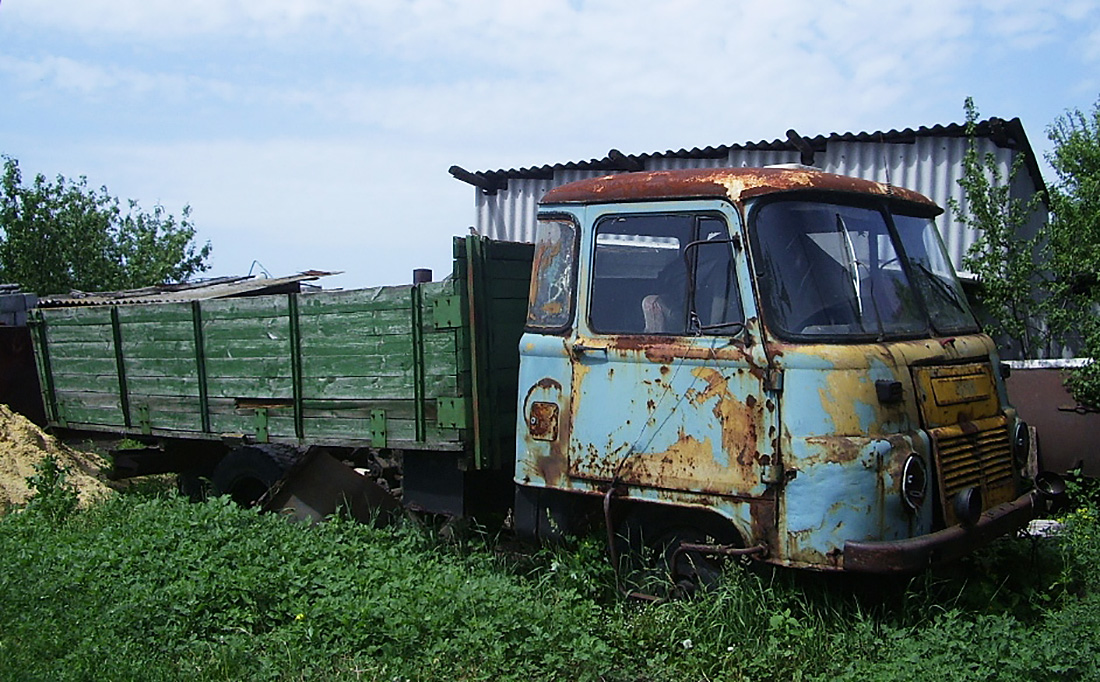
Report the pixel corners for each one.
[20,455,79,522]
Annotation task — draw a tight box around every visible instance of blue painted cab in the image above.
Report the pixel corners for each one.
[514,167,1040,573]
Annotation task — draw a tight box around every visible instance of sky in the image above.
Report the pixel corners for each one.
[1,0,1099,290]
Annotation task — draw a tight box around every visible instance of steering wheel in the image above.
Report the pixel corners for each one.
[791,301,853,332]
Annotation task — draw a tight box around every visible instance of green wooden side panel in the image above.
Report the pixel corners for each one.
[32,238,532,462]
[39,310,127,427]
[452,236,534,469]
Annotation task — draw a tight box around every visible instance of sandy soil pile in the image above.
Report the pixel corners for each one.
[0,405,113,513]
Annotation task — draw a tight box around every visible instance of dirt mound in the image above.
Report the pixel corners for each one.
[0,405,113,513]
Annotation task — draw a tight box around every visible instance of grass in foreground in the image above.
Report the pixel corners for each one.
[1,459,1099,681]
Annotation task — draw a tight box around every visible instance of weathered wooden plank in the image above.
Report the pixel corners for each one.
[205,377,294,398]
[297,342,416,361]
[424,333,459,352]
[202,319,291,341]
[207,411,296,438]
[107,340,195,359]
[300,354,414,379]
[144,412,203,432]
[40,357,117,375]
[486,240,535,261]
[301,399,420,421]
[126,375,200,397]
[302,375,414,400]
[201,297,290,320]
[299,374,457,401]
[56,390,121,408]
[298,286,413,313]
[44,325,115,344]
[204,357,291,377]
[52,373,120,393]
[118,322,197,344]
[57,405,125,426]
[300,416,460,444]
[298,309,413,338]
[303,331,418,351]
[300,330,415,350]
[117,305,194,324]
[125,357,199,378]
[297,299,413,317]
[207,413,253,435]
[202,341,291,360]
[424,358,460,380]
[420,278,458,294]
[40,308,114,326]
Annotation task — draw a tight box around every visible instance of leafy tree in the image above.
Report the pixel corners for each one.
[1045,98,1100,406]
[952,96,1100,407]
[948,98,1046,359]
[0,156,211,295]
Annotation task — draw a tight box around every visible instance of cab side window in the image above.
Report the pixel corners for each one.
[693,217,745,331]
[590,213,742,335]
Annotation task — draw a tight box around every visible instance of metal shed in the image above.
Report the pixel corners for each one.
[450,118,1047,280]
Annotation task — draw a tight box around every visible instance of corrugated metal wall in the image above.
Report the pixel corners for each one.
[473,138,1046,276]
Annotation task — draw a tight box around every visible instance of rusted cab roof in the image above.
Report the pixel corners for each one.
[539,167,941,214]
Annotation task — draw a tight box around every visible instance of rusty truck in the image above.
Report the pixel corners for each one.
[29,166,1050,581]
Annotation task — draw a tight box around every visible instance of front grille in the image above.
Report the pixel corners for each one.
[936,425,1014,497]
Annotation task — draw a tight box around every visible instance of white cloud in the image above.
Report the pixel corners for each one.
[0,54,237,103]
[3,0,1096,287]
[1,1,1076,138]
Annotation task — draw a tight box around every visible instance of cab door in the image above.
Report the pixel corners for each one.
[566,204,776,500]
[515,213,581,491]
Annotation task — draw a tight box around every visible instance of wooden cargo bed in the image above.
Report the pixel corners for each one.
[30,236,532,472]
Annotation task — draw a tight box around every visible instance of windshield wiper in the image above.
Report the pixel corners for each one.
[913,262,968,313]
[835,213,864,319]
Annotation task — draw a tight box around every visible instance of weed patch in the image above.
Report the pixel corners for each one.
[2,489,1099,681]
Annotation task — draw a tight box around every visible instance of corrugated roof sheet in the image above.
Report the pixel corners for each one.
[455,118,1046,199]
[39,271,338,308]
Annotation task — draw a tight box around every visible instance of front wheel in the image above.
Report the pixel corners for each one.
[617,507,743,595]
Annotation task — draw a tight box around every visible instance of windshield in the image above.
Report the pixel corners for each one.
[892,213,979,334]
[750,200,979,340]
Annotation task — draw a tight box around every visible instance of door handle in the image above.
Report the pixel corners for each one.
[572,342,608,357]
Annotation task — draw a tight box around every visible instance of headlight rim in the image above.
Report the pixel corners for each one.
[901,454,928,512]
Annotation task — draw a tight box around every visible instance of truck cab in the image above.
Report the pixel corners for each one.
[513,167,1038,573]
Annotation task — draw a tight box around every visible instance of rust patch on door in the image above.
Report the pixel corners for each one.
[528,401,559,441]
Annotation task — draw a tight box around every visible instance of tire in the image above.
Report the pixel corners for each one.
[617,506,742,595]
[176,471,209,502]
[211,445,297,508]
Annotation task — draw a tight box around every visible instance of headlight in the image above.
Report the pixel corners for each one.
[953,486,983,526]
[1012,421,1030,465]
[901,455,928,511]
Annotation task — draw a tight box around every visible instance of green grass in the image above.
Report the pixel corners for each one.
[2,461,1099,681]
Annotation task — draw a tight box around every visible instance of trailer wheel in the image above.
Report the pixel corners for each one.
[211,446,296,508]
